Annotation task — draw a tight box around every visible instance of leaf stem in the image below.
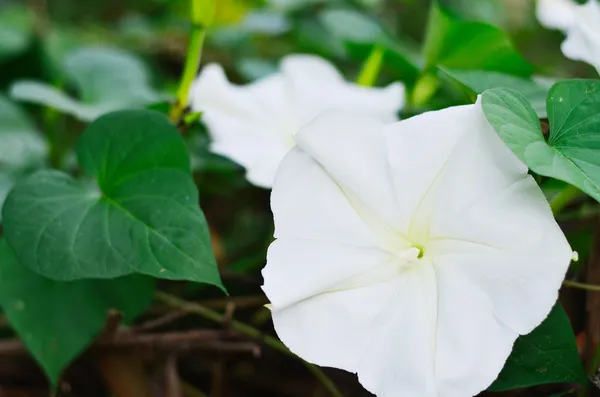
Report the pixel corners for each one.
[563,280,600,292]
[356,45,385,87]
[155,291,343,397]
[550,185,581,214]
[168,0,209,124]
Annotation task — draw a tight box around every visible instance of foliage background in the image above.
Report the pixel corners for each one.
[0,0,599,396]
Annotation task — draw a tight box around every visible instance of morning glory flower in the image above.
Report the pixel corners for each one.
[536,0,600,73]
[189,54,405,188]
[261,100,573,397]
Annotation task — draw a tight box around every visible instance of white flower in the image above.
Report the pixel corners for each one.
[536,0,600,73]
[190,54,405,188]
[261,100,572,397]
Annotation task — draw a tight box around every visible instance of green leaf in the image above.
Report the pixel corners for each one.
[10,47,164,121]
[0,4,33,62]
[440,69,549,117]
[422,1,533,76]
[0,239,154,385]
[2,109,223,289]
[319,8,421,85]
[489,304,586,391]
[0,94,48,221]
[0,94,48,172]
[482,80,600,204]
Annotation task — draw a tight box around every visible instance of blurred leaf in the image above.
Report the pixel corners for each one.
[439,0,508,27]
[267,0,325,12]
[237,58,278,80]
[440,69,549,117]
[489,304,586,391]
[0,94,48,221]
[320,8,420,85]
[0,94,47,172]
[0,4,33,62]
[2,110,223,290]
[423,1,533,76]
[0,239,154,385]
[482,80,600,204]
[240,11,290,34]
[10,47,164,122]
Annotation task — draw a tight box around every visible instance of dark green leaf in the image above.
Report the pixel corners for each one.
[489,304,586,391]
[2,109,223,289]
[422,1,533,76]
[482,80,600,204]
[0,239,154,385]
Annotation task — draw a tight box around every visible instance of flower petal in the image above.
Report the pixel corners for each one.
[536,0,600,72]
[272,145,385,247]
[293,113,407,249]
[281,55,405,123]
[262,238,392,309]
[269,276,401,372]
[412,101,572,333]
[357,266,438,397]
[384,103,496,237]
[190,64,291,187]
[536,0,577,30]
[433,262,518,397]
[560,3,600,71]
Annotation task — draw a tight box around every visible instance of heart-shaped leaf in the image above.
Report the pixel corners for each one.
[10,47,164,121]
[489,304,586,391]
[2,109,223,289]
[482,80,600,204]
[0,239,154,385]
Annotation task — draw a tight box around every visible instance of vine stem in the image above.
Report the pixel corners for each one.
[563,280,600,292]
[550,185,581,215]
[155,291,344,397]
[168,0,210,123]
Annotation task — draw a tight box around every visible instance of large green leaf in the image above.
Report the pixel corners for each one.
[319,8,421,85]
[10,47,163,122]
[0,4,33,62]
[0,94,48,221]
[2,109,223,289]
[489,304,586,391]
[422,1,533,76]
[0,239,154,385]
[440,69,550,117]
[482,80,600,204]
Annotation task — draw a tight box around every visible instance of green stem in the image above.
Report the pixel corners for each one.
[155,291,344,397]
[563,280,600,292]
[356,45,385,87]
[550,185,581,214]
[169,0,209,123]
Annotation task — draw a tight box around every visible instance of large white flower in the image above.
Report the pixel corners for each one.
[261,100,573,397]
[536,0,600,73]
[190,54,405,188]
